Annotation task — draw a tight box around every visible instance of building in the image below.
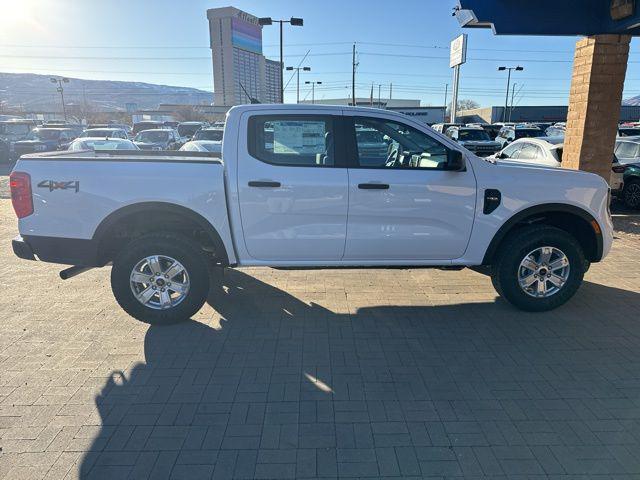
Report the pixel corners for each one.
[207,7,282,107]
[457,105,640,125]
[300,97,421,108]
[298,98,445,124]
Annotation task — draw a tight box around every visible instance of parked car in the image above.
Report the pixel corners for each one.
[41,122,84,138]
[355,127,389,166]
[132,121,165,136]
[492,137,564,168]
[177,121,208,140]
[179,140,222,153]
[431,122,463,133]
[495,125,546,148]
[0,119,38,161]
[12,128,77,157]
[79,128,129,140]
[444,126,501,157]
[613,137,640,208]
[193,127,224,142]
[492,137,624,201]
[10,104,613,324]
[618,126,640,137]
[87,123,132,136]
[545,125,566,137]
[133,129,183,151]
[477,124,503,140]
[68,138,139,152]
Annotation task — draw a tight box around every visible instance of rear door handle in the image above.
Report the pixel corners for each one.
[358,183,389,190]
[248,181,281,188]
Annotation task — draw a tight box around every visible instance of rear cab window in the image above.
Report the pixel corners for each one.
[248,115,335,167]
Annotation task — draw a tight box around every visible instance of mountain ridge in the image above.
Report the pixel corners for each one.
[0,72,213,113]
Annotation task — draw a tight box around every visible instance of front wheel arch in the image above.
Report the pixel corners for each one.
[482,204,603,265]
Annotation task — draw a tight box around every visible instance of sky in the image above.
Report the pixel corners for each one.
[1,0,640,107]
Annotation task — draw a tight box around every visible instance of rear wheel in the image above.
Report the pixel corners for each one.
[491,225,585,312]
[623,179,640,209]
[111,233,209,324]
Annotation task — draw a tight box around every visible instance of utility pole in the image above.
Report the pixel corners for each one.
[50,77,69,121]
[509,82,517,123]
[389,83,392,100]
[305,81,322,104]
[450,66,460,123]
[498,66,523,122]
[286,65,311,103]
[378,84,381,107]
[444,83,449,111]
[351,43,357,106]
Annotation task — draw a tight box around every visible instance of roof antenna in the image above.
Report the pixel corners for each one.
[239,82,261,104]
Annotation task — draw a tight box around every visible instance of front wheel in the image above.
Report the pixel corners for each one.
[111,233,210,324]
[491,226,585,312]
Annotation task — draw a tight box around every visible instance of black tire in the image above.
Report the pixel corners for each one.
[111,233,210,324]
[490,225,585,312]
[623,179,640,210]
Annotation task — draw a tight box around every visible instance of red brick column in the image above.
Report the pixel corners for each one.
[563,34,631,180]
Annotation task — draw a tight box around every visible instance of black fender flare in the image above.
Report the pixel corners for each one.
[482,203,603,265]
[93,202,230,265]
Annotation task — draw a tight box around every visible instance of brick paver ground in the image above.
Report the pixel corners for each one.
[2,198,640,479]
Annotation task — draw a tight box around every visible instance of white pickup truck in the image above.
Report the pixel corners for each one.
[10,104,613,324]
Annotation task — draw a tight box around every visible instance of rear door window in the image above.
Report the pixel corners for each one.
[249,115,335,167]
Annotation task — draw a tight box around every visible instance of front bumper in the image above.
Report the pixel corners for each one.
[12,236,36,261]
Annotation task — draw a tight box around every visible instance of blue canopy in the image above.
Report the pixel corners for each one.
[456,0,640,36]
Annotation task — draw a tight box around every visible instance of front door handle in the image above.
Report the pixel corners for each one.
[248,181,281,188]
[358,183,390,190]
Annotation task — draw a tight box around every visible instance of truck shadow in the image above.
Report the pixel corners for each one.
[79,270,640,478]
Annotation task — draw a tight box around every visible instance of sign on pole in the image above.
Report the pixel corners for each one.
[450,34,467,68]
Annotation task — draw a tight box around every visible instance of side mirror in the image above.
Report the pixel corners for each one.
[446,150,465,171]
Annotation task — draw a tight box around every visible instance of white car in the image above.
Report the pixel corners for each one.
[68,138,139,151]
[10,104,613,324]
[493,137,564,168]
[494,137,624,195]
[179,140,222,154]
[79,128,129,140]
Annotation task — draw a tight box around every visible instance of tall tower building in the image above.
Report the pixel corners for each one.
[207,7,282,107]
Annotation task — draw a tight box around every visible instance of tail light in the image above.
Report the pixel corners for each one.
[612,165,627,174]
[9,171,33,218]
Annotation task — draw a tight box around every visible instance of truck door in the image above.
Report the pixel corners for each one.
[237,112,348,262]
[343,114,476,261]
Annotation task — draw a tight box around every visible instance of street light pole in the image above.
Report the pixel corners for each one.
[286,66,311,104]
[259,17,304,104]
[305,81,322,104]
[498,66,523,123]
[50,77,70,121]
[509,82,517,123]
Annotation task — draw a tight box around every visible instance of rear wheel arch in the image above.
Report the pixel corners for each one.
[482,204,603,265]
[93,202,230,266]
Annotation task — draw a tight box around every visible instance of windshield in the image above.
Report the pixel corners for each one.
[177,124,203,137]
[194,129,223,141]
[135,131,169,143]
[515,129,544,139]
[81,129,119,138]
[0,124,31,135]
[71,139,137,151]
[25,129,61,141]
[458,130,490,141]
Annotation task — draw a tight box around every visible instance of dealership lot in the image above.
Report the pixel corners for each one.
[2,197,640,479]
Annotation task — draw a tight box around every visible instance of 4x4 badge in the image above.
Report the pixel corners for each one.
[37,180,80,193]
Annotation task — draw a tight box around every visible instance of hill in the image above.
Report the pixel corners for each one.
[0,72,213,113]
